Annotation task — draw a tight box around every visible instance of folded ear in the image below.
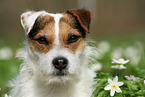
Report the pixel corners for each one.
[66,9,92,33]
[21,11,47,34]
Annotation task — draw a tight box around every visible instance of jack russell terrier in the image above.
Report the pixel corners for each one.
[10,9,97,97]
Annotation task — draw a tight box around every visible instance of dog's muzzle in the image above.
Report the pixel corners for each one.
[52,57,68,71]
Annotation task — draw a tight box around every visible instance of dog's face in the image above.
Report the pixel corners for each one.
[21,9,92,83]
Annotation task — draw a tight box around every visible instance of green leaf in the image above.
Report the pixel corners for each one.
[126,81,131,90]
[92,86,102,96]
[122,89,130,95]
[97,90,106,97]
[126,81,138,91]
[97,72,110,78]
[135,90,145,96]
[114,94,123,97]
[131,84,138,91]
[98,79,108,84]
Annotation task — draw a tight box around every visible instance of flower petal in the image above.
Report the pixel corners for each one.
[110,89,115,96]
[117,82,124,86]
[119,65,126,69]
[111,66,117,68]
[125,76,130,80]
[108,78,112,83]
[130,75,135,79]
[113,76,118,82]
[116,87,122,93]
[133,77,140,82]
[123,60,129,64]
[104,85,111,90]
[112,59,119,63]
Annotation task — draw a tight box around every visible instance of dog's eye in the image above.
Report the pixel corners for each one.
[35,37,48,45]
[67,35,81,44]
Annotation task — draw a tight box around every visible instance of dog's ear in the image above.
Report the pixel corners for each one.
[66,9,92,33]
[20,11,46,34]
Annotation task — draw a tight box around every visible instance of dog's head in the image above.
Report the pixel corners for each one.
[21,9,92,83]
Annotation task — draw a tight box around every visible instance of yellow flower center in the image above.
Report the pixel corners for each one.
[118,59,124,63]
[116,65,120,68]
[111,83,117,89]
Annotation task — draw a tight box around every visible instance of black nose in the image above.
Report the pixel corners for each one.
[52,57,68,70]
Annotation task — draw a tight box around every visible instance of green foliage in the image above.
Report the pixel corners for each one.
[91,38,145,97]
[92,60,145,97]
[0,48,22,96]
[93,72,145,97]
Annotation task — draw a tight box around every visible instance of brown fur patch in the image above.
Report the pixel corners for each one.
[28,15,55,54]
[66,9,92,33]
[59,13,86,54]
[28,11,90,54]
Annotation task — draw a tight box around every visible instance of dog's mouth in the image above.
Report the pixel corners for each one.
[53,70,68,76]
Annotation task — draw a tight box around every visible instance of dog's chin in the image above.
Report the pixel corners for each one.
[37,71,80,85]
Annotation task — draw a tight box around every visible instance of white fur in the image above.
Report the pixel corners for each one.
[48,13,62,46]
[10,11,96,97]
[21,11,47,34]
[10,42,96,97]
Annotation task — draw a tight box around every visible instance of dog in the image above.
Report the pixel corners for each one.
[10,9,97,97]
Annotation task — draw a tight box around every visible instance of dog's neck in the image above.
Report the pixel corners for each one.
[34,80,77,97]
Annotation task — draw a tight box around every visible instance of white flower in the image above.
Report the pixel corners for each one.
[111,65,126,70]
[125,75,140,82]
[104,76,124,96]
[91,63,102,71]
[0,47,13,60]
[112,58,129,65]
[5,94,11,97]
[144,80,145,84]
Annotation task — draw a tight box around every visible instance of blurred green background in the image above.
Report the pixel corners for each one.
[0,0,145,96]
